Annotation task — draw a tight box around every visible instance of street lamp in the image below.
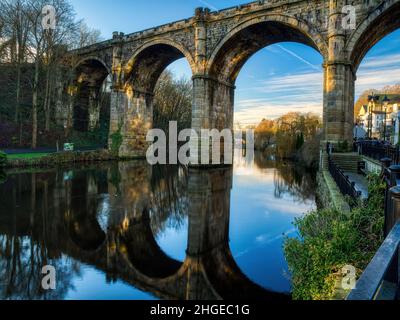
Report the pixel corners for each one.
[368,93,379,139]
[382,95,390,141]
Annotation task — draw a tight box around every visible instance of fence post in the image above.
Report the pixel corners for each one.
[385,187,400,287]
[381,157,392,171]
[389,165,400,187]
[386,186,400,237]
[384,167,400,237]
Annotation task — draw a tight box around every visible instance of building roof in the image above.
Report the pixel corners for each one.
[369,94,400,104]
[359,105,368,116]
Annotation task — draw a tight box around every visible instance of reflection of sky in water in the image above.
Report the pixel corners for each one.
[155,217,188,262]
[64,216,189,300]
[151,159,316,294]
[0,157,315,299]
[229,166,316,293]
[65,262,157,300]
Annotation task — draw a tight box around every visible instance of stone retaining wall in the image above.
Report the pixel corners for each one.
[316,170,351,213]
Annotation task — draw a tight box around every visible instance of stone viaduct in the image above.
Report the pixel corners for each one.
[56,0,400,159]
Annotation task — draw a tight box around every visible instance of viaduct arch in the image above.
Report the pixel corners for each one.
[55,0,400,160]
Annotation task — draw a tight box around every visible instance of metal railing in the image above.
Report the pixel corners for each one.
[348,160,400,300]
[358,141,400,165]
[328,156,361,207]
[347,221,400,300]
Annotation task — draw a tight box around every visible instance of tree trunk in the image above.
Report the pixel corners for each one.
[31,58,39,149]
[15,63,22,123]
[44,65,51,132]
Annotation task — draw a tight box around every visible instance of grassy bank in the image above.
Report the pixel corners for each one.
[0,149,118,169]
[284,174,385,300]
[7,153,50,160]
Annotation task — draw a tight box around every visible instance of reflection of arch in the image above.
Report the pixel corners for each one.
[67,214,107,252]
[119,210,183,279]
[202,246,290,300]
[185,166,290,300]
[123,39,195,93]
[207,14,327,83]
[0,163,296,300]
[346,0,400,72]
[67,172,107,252]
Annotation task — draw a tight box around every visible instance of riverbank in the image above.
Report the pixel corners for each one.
[0,149,119,169]
[284,173,385,300]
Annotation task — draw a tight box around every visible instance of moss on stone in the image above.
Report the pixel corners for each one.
[110,127,123,157]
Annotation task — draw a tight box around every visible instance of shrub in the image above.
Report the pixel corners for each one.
[335,140,350,153]
[0,151,7,166]
[284,174,385,300]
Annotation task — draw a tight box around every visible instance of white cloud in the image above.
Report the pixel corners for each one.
[360,53,400,69]
[235,71,323,124]
[234,53,400,124]
[235,101,322,124]
[356,53,400,96]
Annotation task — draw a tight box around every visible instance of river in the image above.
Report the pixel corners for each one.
[0,152,316,300]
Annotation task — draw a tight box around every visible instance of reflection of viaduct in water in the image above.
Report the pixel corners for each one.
[0,163,289,300]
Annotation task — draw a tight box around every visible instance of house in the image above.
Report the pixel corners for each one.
[356,94,400,140]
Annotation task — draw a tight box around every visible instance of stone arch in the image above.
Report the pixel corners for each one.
[207,14,328,84]
[71,57,111,134]
[73,56,112,75]
[117,209,184,279]
[116,39,195,158]
[123,38,196,93]
[346,0,400,72]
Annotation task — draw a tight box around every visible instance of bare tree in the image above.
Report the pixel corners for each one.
[0,1,31,123]
[74,21,102,49]
[25,0,80,146]
[153,70,192,134]
[41,0,78,132]
[0,0,105,148]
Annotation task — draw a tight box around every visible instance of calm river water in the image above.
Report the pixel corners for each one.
[0,152,316,300]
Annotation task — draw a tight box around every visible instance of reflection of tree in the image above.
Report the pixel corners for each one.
[0,172,81,300]
[254,151,316,203]
[0,235,81,300]
[0,162,190,300]
[273,163,316,203]
[0,171,6,184]
[149,165,188,235]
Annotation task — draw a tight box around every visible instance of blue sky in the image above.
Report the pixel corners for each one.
[70,0,400,125]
